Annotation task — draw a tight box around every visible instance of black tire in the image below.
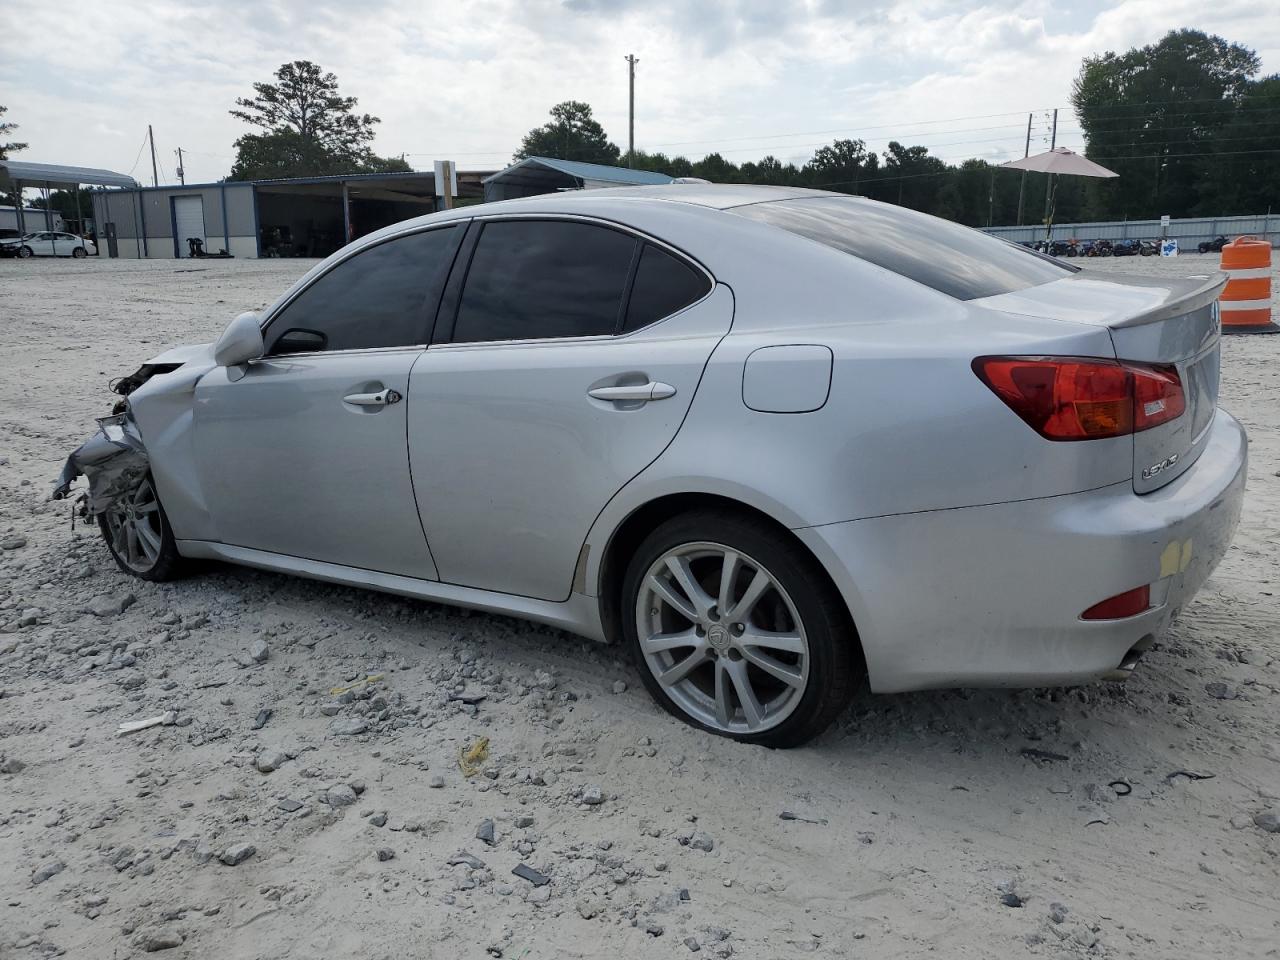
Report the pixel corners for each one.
[621,509,861,748]
[72,246,87,258]
[18,245,32,258]
[97,473,187,582]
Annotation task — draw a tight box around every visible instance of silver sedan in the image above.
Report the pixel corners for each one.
[55,185,1246,747]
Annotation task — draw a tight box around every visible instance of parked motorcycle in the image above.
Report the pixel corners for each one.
[1197,235,1230,254]
[1076,239,1096,257]
[1112,239,1141,257]
[1138,239,1159,257]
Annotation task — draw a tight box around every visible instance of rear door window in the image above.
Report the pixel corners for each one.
[623,244,712,332]
[264,225,462,354]
[732,196,1073,300]
[452,220,637,343]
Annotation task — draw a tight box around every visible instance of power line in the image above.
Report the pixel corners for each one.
[125,131,150,178]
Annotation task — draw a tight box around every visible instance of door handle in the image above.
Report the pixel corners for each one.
[588,382,677,403]
[343,388,402,407]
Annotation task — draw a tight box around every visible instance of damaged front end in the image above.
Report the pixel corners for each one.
[51,360,181,519]
[52,409,151,520]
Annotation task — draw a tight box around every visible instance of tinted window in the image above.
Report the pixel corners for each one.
[266,226,460,353]
[623,244,712,332]
[732,197,1072,300]
[453,220,637,343]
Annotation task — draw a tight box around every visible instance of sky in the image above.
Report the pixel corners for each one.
[2,0,1278,187]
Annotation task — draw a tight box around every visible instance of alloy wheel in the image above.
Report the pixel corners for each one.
[636,541,810,735]
[103,477,166,574]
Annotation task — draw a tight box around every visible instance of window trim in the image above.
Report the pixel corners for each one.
[435,213,716,347]
[257,220,469,358]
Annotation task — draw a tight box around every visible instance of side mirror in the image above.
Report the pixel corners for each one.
[213,311,265,367]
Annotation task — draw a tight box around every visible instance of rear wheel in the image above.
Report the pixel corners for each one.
[622,510,859,748]
[97,474,185,581]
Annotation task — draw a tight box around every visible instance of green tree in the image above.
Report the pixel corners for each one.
[229,129,410,181]
[0,105,26,206]
[228,61,402,179]
[881,142,948,210]
[516,101,621,165]
[1197,74,1280,215]
[28,189,93,222]
[739,155,801,185]
[629,150,694,178]
[0,104,25,159]
[691,152,738,181]
[1071,29,1260,219]
[804,138,880,195]
[232,60,377,153]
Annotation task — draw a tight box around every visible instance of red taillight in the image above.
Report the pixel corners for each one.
[973,357,1184,441]
[1080,584,1151,620]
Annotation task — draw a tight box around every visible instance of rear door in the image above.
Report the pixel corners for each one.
[408,216,730,601]
[193,224,464,578]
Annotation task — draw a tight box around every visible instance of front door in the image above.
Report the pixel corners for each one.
[192,223,465,578]
[408,217,731,601]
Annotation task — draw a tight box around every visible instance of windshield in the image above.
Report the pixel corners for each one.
[731,196,1074,301]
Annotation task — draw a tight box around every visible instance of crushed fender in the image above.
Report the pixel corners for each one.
[51,410,150,519]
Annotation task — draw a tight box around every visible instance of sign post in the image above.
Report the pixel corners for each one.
[433,160,458,211]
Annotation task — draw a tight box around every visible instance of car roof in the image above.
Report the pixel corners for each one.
[509,183,834,210]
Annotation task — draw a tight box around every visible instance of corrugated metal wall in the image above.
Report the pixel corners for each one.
[983,213,1278,246]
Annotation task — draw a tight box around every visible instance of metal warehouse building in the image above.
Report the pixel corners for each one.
[91,169,491,260]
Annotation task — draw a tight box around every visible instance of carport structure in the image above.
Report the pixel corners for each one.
[252,169,489,258]
[483,156,674,202]
[0,160,138,235]
[89,168,493,260]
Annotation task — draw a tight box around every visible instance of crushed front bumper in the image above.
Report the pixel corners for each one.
[797,410,1247,693]
[52,411,151,518]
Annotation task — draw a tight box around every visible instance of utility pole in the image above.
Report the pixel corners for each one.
[625,54,638,167]
[1015,112,1032,226]
[175,147,185,185]
[1041,108,1058,238]
[148,124,159,187]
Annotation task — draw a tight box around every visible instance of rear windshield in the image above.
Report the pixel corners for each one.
[731,196,1074,300]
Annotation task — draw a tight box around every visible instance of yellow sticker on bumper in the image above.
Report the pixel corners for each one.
[1159,539,1194,578]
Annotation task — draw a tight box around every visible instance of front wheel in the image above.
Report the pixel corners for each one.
[97,474,186,581]
[72,246,87,258]
[17,245,33,258]
[622,510,860,748]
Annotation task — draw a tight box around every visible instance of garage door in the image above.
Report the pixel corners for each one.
[173,195,206,257]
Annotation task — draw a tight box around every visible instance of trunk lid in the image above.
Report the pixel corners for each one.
[974,271,1225,493]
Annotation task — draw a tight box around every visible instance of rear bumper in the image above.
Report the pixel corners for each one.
[797,409,1247,693]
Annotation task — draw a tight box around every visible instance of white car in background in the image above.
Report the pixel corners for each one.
[0,231,96,258]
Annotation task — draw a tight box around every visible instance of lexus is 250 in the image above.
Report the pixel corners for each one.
[55,185,1245,747]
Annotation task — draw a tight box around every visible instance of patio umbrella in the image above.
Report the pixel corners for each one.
[1001,147,1118,238]
[1001,147,1118,178]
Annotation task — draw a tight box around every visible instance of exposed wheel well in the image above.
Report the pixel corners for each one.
[597,492,864,668]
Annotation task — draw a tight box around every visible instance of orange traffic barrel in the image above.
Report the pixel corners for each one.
[1220,236,1277,334]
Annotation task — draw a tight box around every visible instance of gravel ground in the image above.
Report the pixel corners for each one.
[1,251,1278,959]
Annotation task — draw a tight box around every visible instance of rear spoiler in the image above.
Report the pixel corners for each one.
[1103,272,1227,328]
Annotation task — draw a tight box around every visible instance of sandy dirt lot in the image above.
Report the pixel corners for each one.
[1,252,1278,960]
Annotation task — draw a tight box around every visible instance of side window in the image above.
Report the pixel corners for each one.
[623,244,712,332]
[452,220,637,343]
[265,226,461,354]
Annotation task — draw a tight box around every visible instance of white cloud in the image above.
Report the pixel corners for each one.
[1,0,1276,185]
